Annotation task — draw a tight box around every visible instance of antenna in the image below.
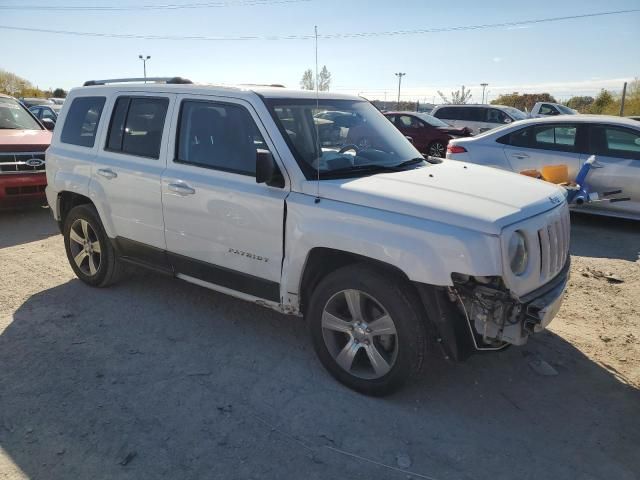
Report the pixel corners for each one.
[314,25,321,204]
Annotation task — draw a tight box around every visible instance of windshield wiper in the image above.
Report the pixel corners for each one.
[320,158,426,178]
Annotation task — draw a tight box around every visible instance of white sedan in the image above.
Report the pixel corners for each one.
[446,115,640,221]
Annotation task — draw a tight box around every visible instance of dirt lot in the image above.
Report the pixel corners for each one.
[1,207,638,480]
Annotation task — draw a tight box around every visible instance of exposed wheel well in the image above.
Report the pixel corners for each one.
[299,247,415,315]
[57,191,93,228]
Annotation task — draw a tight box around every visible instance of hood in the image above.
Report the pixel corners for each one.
[303,160,566,235]
[0,129,52,152]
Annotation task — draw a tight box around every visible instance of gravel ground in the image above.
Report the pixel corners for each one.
[1,207,638,480]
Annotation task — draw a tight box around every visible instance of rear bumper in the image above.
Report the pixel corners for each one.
[0,173,47,207]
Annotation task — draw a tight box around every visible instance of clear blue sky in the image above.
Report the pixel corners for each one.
[1,0,638,102]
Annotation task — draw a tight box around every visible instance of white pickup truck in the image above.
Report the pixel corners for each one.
[529,102,578,117]
[45,78,570,395]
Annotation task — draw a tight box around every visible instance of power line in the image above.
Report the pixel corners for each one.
[0,0,310,11]
[0,9,637,40]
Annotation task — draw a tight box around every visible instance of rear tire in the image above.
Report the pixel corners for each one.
[307,264,426,396]
[63,204,121,287]
[428,141,446,158]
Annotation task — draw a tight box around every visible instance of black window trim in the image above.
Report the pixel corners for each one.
[60,95,106,148]
[173,98,263,178]
[103,95,169,160]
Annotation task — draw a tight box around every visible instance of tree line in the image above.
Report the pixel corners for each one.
[0,69,67,99]
[491,79,639,115]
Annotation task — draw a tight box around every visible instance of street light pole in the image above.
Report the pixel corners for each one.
[138,55,151,82]
[480,83,488,104]
[395,72,406,110]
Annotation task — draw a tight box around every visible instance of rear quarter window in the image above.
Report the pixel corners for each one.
[60,96,106,147]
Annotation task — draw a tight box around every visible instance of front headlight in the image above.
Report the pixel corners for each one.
[508,231,528,276]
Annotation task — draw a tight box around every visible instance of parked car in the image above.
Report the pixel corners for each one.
[383,111,471,157]
[431,104,528,135]
[446,115,640,220]
[48,97,66,105]
[529,102,578,117]
[0,94,52,208]
[20,97,55,109]
[29,104,62,125]
[46,78,570,395]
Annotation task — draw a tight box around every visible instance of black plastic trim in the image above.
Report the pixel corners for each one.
[110,236,280,301]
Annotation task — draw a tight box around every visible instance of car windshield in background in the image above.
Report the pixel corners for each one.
[503,107,528,120]
[415,112,450,127]
[0,98,42,130]
[265,99,423,179]
[556,104,578,115]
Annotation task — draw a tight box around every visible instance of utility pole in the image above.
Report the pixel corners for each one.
[138,55,151,82]
[620,81,627,116]
[480,83,488,104]
[395,72,406,110]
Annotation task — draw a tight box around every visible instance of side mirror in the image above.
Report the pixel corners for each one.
[256,150,284,188]
[41,118,55,131]
[404,135,414,144]
[503,118,512,124]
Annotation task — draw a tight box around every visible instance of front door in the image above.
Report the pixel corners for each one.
[161,95,289,301]
[579,124,640,218]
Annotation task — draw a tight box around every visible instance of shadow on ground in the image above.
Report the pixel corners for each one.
[0,207,58,249]
[1,271,638,480]
[570,212,640,261]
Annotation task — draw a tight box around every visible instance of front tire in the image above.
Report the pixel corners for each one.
[63,204,121,287]
[308,264,426,396]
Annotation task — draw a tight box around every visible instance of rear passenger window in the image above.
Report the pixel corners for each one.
[176,100,267,176]
[433,107,454,120]
[532,125,577,151]
[60,96,106,147]
[105,96,169,159]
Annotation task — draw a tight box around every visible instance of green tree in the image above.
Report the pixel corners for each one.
[318,66,331,92]
[589,89,615,114]
[52,88,67,98]
[438,85,472,105]
[565,96,594,113]
[300,69,315,90]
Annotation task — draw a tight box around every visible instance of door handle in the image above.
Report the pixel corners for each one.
[96,168,118,179]
[168,182,196,196]
[511,153,529,159]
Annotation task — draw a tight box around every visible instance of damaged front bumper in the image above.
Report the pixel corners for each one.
[453,259,570,348]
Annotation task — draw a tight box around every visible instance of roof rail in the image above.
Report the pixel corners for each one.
[83,77,193,86]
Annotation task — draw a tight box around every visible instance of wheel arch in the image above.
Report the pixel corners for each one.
[299,247,415,315]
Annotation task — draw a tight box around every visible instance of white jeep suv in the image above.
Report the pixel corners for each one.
[46,78,570,395]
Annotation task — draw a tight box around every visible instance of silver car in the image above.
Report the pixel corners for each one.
[446,115,640,221]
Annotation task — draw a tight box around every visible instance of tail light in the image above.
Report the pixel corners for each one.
[447,145,467,154]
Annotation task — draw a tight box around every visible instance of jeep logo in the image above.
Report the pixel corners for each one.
[25,159,44,167]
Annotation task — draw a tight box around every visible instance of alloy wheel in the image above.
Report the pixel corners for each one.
[68,219,102,276]
[321,289,399,379]
[428,142,445,157]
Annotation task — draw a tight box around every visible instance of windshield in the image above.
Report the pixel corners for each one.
[556,104,577,115]
[264,99,423,178]
[502,106,528,120]
[414,112,451,127]
[0,97,42,130]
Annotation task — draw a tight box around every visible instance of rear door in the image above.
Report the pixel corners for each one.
[90,92,175,254]
[161,94,288,301]
[500,123,583,177]
[580,124,640,218]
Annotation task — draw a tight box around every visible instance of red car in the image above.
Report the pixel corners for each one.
[384,111,472,157]
[0,94,52,208]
